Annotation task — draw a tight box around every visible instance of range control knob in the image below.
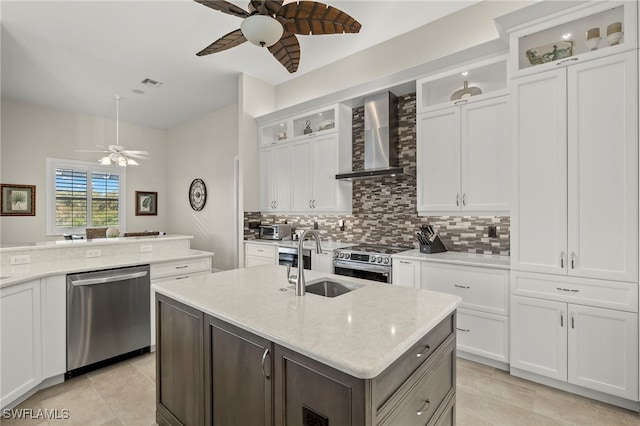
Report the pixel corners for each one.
[376,256,383,263]
[339,252,344,259]
[383,258,389,265]
[334,252,339,258]
[370,257,376,263]
[345,253,351,260]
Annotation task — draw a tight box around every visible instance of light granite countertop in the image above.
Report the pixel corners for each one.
[392,249,510,269]
[0,249,214,288]
[152,264,461,379]
[244,239,351,252]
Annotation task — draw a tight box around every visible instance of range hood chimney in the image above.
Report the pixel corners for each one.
[336,91,414,181]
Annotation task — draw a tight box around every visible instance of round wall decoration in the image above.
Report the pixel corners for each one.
[188,178,207,211]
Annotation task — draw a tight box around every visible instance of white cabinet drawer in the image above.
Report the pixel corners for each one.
[456,308,509,363]
[151,257,211,280]
[422,263,509,315]
[245,243,277,259]
[511,271,639,312]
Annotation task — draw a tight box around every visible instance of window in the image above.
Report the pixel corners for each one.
[46,158,126,235]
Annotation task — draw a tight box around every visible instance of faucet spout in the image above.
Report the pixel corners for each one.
[287,229,322,296]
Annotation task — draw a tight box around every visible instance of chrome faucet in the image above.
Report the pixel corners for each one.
[288,229,322,296]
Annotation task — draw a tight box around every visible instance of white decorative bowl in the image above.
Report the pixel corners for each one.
[606,32,623,46]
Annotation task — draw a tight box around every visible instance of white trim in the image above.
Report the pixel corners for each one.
[45,158,126,236]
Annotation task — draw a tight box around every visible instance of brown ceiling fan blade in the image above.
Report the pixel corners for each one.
[193,0,249,18]
[250,0,283,15]
[268,32,300,73]
[277,1,362,35]
[196,29,247,56]
[265,0,284,14]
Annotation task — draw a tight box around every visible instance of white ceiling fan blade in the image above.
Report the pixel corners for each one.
[122,150,150,156]
[123,153,149,160]
[75,149,110,153]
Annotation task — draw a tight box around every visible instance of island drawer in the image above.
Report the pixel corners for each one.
[373,313,454,412]
[422,263,509,315]
[378,339,456,426]
[151,257,211,280]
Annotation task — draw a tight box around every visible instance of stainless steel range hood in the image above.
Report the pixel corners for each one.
[336,91,414,181]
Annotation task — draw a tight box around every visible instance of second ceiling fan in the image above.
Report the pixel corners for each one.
[194,0,362,73]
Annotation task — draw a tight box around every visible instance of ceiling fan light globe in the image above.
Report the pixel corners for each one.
[240,15,283,47]
[99,156,112,165]
[127,158,139,166]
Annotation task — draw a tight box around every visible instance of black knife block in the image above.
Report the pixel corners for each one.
[419,236,447,254]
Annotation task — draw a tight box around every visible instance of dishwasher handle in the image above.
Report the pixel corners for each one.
[70,270,148,286]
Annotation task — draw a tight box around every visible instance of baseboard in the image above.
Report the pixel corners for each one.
[457,351,510,371]
[1,374,65,410]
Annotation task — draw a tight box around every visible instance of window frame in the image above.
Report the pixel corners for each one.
[46,158,126,236]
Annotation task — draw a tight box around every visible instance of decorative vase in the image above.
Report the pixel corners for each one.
[106,227,120,238]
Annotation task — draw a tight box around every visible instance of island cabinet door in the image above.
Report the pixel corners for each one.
[273,344,367,426]
[156,294,204,426]
[205,316,273,426]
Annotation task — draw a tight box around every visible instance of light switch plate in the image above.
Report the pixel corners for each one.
[10,255,31,265]
[140,245,152,253]
[86,249,102,258]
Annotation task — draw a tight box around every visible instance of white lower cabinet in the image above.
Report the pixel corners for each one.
[421,262,509,366]
[244,243,278,267]
[511,295,639,401]
[392,258,421,288]
[0,280,42,408]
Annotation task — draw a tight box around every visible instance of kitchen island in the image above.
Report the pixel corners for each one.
[153,264,461,425]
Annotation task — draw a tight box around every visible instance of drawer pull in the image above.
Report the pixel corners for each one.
[556,287,579,293]
[416,399,431,416]
[415,345,431,358]
[454,284,470,289]
[456,327,470,332]
[560,312,564,327]
[261,348,271,379]
[557,57,579,66]
[175,265,188,269]
[399,260,412,264]
[175,276,190,280]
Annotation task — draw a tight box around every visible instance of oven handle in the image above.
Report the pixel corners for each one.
[334,260,391,274]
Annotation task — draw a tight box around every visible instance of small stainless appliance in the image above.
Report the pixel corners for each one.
[66,264,150,377]
[333,244,411,283]
[259,224,292,240]
[278,246,311,270]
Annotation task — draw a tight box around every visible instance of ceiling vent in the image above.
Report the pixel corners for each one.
[140,78,164,88]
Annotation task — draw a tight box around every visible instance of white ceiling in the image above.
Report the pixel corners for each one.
[1,0,478,129]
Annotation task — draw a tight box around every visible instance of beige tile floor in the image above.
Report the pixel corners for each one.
[2,354,639,425]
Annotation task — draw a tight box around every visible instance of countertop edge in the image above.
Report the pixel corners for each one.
[0,234,194,253]
[392,250,510,270]
[0,250,215,288]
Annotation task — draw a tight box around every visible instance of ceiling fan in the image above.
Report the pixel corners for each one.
[76,95,150,167]
[194,0,362,73]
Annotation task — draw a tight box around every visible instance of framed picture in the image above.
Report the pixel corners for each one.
[135,191,157,216]
[1,184,36,216]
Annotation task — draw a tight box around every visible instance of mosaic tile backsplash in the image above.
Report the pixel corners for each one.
[246,93,510,255]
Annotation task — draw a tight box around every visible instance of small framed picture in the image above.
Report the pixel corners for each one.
[1,184,36,216]
[135,191,157,216]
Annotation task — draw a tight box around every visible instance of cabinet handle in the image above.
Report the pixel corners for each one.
[416,399,431,416]
[415,345,431,358]
[570,252,576,269]
[274,201,277,209]
[175,276,190,280]
[399,260,411,264]
[560,251,566,269]
[175,265,188,269]
[571,312,575,329]
[462,193,466,206]
[453,99,468,105]
[560,312,564,327]
[309,200,312,208]
[312,199,316,208]
[556,287,579,293]
[454,284,470,289]
[261,348,270,379]
[456,194,460,206]
[456,327,470,332]
[556,57,579,66]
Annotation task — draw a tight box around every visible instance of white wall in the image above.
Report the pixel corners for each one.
[0,98,167,245]
[165,103,239,271]
[274,1,533,109]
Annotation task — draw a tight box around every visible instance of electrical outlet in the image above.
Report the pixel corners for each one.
[488,225,498,238]
[140,245,152,253]
[313,222,319,230]
[86,249,102,258]
[10,255,31,265]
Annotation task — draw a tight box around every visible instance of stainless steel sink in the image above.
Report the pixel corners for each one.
[305,278,362,298]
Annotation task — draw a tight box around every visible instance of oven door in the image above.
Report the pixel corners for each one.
[278,247,311,270]
[333,260,391,283]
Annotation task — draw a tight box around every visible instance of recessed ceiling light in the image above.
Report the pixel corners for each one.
[462,71,468,76]
[140,78,164,88]
[132,89,145,95]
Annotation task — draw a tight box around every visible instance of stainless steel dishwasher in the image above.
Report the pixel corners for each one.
[66,264,150,377]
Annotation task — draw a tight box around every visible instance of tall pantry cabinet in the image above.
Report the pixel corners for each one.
[508,0,639,406]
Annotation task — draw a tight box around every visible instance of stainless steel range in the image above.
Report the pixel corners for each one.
[333,244,412,284]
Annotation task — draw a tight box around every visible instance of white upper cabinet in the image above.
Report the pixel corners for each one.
[257,103,352,215]
[416,56,510,215]
[417,95,510,215]
[508,1,638,79]
[511,50,638,282]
